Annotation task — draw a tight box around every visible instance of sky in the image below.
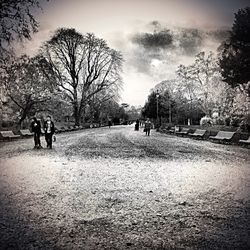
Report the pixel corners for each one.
[18,0,250,106]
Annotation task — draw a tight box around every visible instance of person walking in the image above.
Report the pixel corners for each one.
[144,118,152,136]
[135,119,140,131]
[31,117,42,149]
[44,115,55,149]
[108,119,112,128]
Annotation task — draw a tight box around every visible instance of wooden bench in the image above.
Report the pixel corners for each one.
[0,131,20,140]
[189,129,207,139]
[160,128,168,133]
[166,127,175,134]
[59,126,66,132]
[55,127,65,133]
[176,127,190,136]
[67,126,75,131]
[20,129,33,136]
[209,131,235,143]
[239,137,250,146]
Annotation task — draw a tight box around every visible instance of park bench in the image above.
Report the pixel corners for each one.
[176,127,190,136]
[239,136,250,146]
[0,131,20,140]
[67,126,75,131]
[160,128,168,133]
[189,129,207,139]
[166,126,175,134]
[55,126,66,133]
[59,127,67,132]
[20,129,33,136]
[209,131,235,143]
[55,127,63,133]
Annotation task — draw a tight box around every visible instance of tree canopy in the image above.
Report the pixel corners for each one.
[1,55,55,124]
[0,0,48,61]
[219,7,250,95]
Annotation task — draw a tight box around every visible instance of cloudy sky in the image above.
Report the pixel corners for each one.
[19,0,250,106]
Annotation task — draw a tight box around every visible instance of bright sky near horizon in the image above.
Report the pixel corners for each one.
[17,0,250,106]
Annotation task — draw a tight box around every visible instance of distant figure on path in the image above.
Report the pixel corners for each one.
[135,119,140,131]
[44,115,55,149]
[108,119,112,128]
[31,117,42,149]
[144,118,152,136]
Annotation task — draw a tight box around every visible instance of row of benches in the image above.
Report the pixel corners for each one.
[55,125,94,133]
[0,125,89,141]
[160,127,250,146]
[0,129,34,140]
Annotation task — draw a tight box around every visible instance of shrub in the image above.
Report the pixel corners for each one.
[230,116,241,127]
[215,117,225,125]
[1,120,14,128]
[225,117,231,126]
[200,116,213,126]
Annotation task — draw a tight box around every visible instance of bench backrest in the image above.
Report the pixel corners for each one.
[194,129,206,135]
[20,129,32,135]
[215,131,235,139]
[0,131,16,137]
[244,136,250,142]
[181,128,190,132]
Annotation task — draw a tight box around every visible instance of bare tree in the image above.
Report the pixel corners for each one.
[42,28,123,125]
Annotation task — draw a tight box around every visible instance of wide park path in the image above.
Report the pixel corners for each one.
[0,125,249,249]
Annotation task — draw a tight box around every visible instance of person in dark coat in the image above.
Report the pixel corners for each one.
[108,119,112,128]
[144,118,152,136]
[44,115,55,149]
[31,117,42,149]
[135,119,140,131]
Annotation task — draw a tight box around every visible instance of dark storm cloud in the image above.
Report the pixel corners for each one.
[130,21,230,55]
[127,20,230,75]
[131,29,173,50]
[131,24,204,56]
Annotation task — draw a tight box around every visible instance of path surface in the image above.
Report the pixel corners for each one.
[0,125,249,249]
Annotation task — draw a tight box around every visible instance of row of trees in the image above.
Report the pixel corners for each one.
[142,7,250,130]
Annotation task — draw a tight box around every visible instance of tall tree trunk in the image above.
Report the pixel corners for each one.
[18,101,33,128]
[74,113,80,126]
[18,110,27,129]
[73,88,80,126]
[78,96,87,126]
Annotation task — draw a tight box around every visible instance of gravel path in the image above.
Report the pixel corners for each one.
[0,125,249,249]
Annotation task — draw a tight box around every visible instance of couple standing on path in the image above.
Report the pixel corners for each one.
[31,116,55,149]
[135,118,151,136]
